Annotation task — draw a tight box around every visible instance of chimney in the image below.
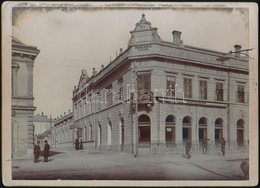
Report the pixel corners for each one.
[69,109,71,113]
[101,65,104,70]
[92,68,97,76]
[172,30,183,45]
[234,44,242,57]
[42,112,44,116]
[64,112,66,115]
[119,48,123,54]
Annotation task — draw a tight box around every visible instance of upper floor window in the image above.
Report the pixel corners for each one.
[137,73,151,91]
[118,78,123,101]
[216,82,223,101]
[166,76,175,97]
[106,85,113,106]
[237,85,245,103]
[184,78,192,98]
[199,80,207,100]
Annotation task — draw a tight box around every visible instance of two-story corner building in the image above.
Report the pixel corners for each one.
[11,37,40,158]
[72,14,249,155]
[51,111,74,149]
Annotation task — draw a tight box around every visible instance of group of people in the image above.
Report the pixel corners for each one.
[185,137,226,159]
[33,140,50,163]
[75,137,83,150]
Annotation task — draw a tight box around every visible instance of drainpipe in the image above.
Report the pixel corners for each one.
[134,63,139,157]
[227,60,231,148]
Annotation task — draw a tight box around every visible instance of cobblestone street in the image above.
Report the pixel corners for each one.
[11,149,249,180]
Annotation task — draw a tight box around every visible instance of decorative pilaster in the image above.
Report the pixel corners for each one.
[27,63,34,97]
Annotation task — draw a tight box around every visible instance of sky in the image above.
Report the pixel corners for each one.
[12,3,249,119]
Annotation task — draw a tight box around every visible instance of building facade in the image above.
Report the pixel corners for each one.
[51,111,74,149]
[11,37,40,157]
[33,112,53,147]
[72,14,249,155]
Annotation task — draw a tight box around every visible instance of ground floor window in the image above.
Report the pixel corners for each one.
[138,115,150,143]
[237,119,244,147]
[215,118,223,142]
[165,115,175,144]
[198,117,207,142]
[182,116,192,142]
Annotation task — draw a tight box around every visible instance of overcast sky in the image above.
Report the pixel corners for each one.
[12,3,249,119]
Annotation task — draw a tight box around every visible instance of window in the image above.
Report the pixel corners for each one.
[137,73,151,91]
[184,78,192,98]
[106,85,113,106]
[118,78,123,101]
[237,85,245,103]
[216,82,223,101]
[200,80,207,99]
[165,115,176,144]
[166,76,175,97]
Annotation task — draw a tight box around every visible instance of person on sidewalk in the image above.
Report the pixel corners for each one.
[43,140,50,162]
[202,138,209,154]
[185,140,192,159]
[79,137,83,150]
[33,141,41,163]
[221,137,226,156]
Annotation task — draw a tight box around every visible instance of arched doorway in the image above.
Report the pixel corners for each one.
[97,124,102,149]
[215,118,223,142]
[237,119,244,147]
[198,117,208,141]
[138,115,151,143]
[120,117,124,151]
[182,116,192,142]
[165,115,176,144]
[107,121,112,150]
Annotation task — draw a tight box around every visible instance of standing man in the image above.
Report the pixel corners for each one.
[221,137,226,156]
[185,140,192,159]
[33,141,41,163]
[43,140,50,162]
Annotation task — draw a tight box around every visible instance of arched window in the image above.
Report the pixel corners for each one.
[107,120,112,149]
[165,115,176,144]
[198,117,208,141]
[182,116,192,142]
[138,115,151,143]
[97,124,102,149]
[215,118,223,141]
[237,119,244,146]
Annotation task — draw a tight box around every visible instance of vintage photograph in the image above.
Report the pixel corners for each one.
[2,1,258,187]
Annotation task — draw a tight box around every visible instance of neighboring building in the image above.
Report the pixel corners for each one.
[72,14,249,155]
[33,112,54,145]
[11,37,40,158]
[51,110,74,149]
[36,129,51,149]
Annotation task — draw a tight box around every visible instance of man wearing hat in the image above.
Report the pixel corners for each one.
[43,140,50,162]
[33,141,41,163]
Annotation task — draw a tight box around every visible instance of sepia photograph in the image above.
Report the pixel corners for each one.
[2,1,258,187]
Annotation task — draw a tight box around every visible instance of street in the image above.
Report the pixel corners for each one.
[12,149,249,180]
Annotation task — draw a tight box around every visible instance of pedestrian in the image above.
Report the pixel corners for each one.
[75,138,79,150]
[221,137,226,156]
[202,138,209,154]
[33,141,41,163]
[185,140,192,159]
[43,140,50,162]
[79,137,83,150]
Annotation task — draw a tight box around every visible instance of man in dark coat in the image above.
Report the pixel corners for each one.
[43,140,50,162]
[33,141,41,163]
[221,137,226,156]
[185,140,192,159]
